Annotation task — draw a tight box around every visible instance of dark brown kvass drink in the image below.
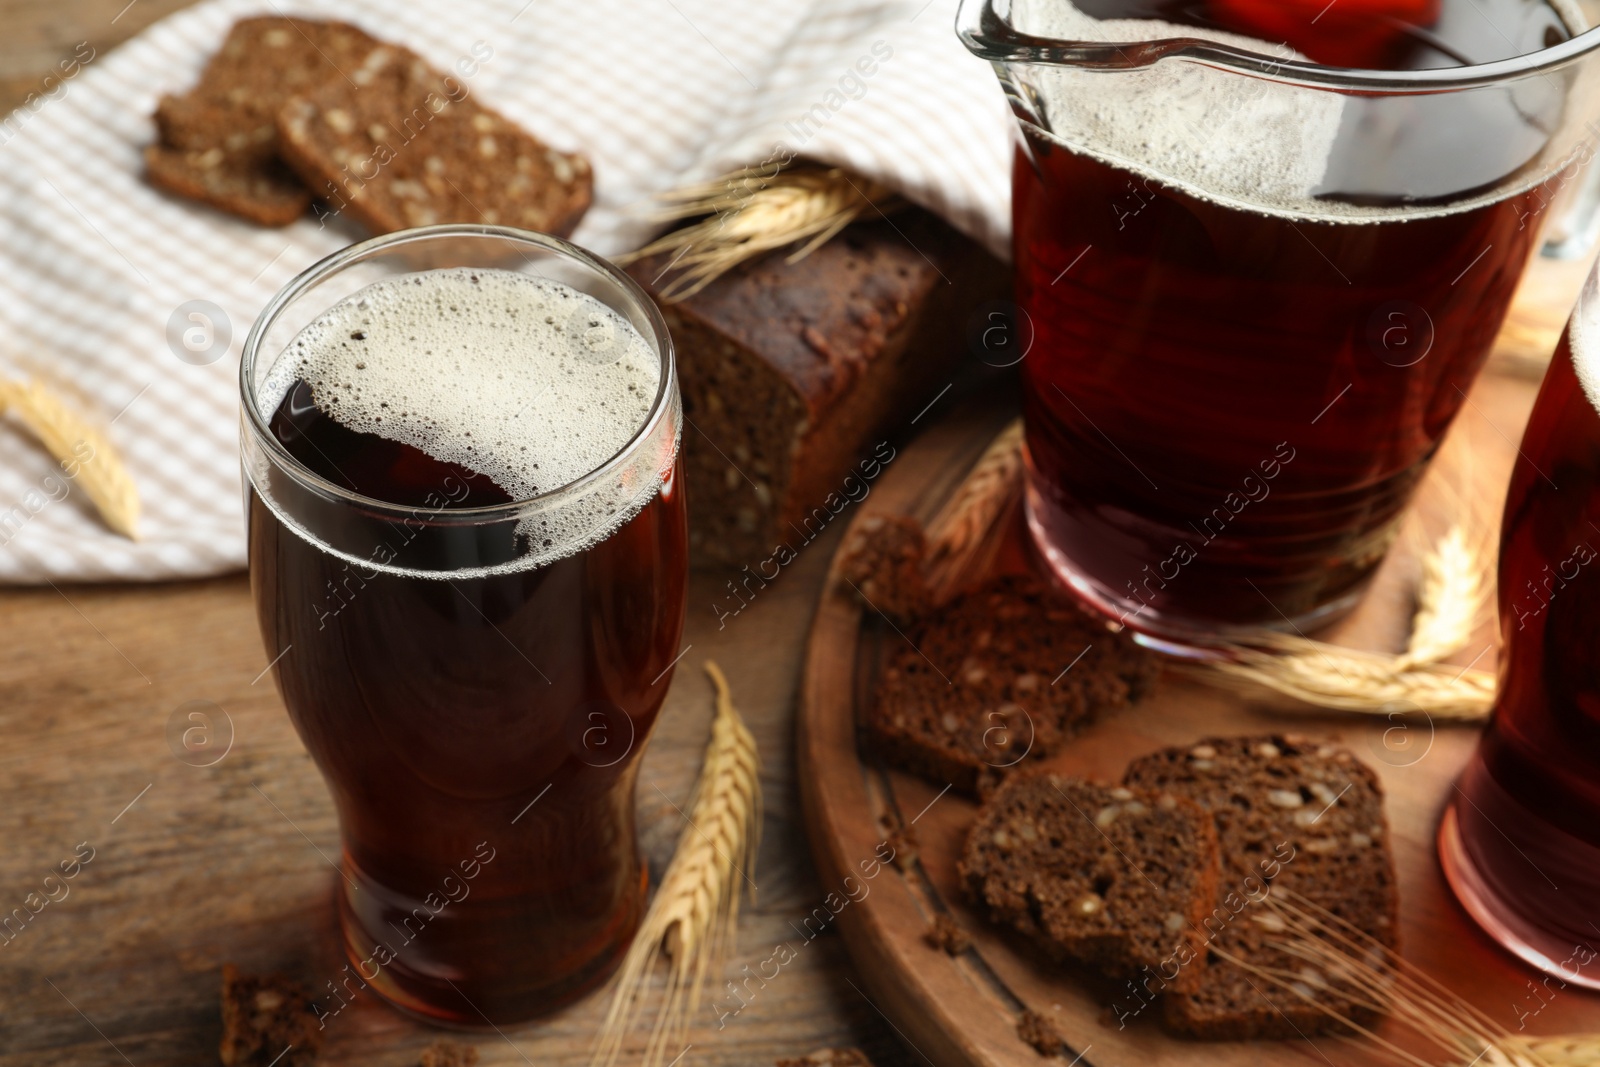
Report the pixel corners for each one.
[248,265,687,1025]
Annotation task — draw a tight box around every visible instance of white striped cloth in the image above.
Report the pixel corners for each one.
[0,0,1011,583]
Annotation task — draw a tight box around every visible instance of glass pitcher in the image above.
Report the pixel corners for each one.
[960,0,1600,655]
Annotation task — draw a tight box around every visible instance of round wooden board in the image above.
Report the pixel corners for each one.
[796,377,1600,1067]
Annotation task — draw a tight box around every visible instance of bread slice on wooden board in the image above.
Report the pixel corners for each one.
[276,44,592,235]
[863,575,1158,796]
[839,513,930,625]
[628,211,1006,566]
[960,772,1220,994]
[1123,735,1399,1039]
[144,17,382,225]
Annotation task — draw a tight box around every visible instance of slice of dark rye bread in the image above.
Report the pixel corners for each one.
[960,773,1220,995]
[863,575,1158,796]
[776,1051,874,1067]
[420,1039,479,1067]
[840,513,930,626]
[218,964,323,1066]
[1123,736,1399,1039]
[277,44,592,235]
[144,17,383,225]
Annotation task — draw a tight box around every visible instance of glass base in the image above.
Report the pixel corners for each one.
[1438,796,1600,990]
[1022,484,1363,660]
[332,856,645,1028]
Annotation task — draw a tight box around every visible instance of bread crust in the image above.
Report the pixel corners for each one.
[628,212,1007,566]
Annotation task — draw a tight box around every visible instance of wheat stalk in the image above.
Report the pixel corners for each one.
[1200,633,1496,721]
[618,164,900,302]
[0,378,139,539]
[922,418,1025,604]
[1199,521,1496,719]
[589,660,762,1067]
[1221,892,1597,1067]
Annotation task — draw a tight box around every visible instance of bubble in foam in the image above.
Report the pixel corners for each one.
[261,267,674,575]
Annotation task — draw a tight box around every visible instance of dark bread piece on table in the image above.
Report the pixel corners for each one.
[924,912,971,955]
[629,211,1006,566]
[1015,1009,1067,1056]
[840,513,930,625]
[144,17,382,225]
[776,1051,874,1067]
[960,773,1220,995]
[218,963,323,1066]
[420,1039,479,1067]
[1123,735,1399,1039]
[863,575,1158,796]
[276,44,592,235]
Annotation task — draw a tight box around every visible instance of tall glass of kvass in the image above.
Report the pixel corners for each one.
[240,226,687,1025]
[1440,260,1600,989]
[960,0,1600,655]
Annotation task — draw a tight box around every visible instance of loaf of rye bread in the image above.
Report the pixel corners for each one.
[1123,736,1399,1039]
[961,773,1220,995]
[629,211,1005,565]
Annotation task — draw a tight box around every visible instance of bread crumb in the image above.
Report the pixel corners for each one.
[885,824,919,872]
[776,1049,874,1067]
[840,514,930,625]
[420,1039,479,1067]
[923,913,970,955]
[218,964,323,1067]
[1016,1008,1066,1056]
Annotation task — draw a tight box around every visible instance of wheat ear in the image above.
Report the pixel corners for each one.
[922,418,1025,604]
[1198,634,1496,720]
[0,378,139,539]
[589,661,762,1067]
[1400,525,1491,667]
[1198,521,1495,718]
[1503,1036,1600,1067]
[618,164,899,302]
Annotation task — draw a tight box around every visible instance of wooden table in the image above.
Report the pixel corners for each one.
[1,5,1593,1065]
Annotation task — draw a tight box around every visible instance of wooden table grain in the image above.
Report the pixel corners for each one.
[1,3,1594,1065]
